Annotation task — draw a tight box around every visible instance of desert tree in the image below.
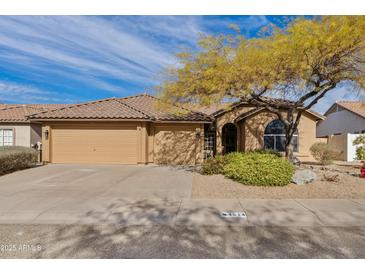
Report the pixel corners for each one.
[158,16,365,159]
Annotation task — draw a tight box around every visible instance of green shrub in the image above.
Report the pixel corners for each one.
[0,146,38,175]
[201,155,228,175]
[353,135,365,160]
[223,152,294,186]
[309,142,339,165]
[251,148,282,157]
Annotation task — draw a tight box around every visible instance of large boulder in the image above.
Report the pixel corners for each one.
[292,169,316,185]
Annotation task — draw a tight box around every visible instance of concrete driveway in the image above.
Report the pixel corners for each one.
[0,164,364,258]
[0,164,193,224]
[1,164,365,227]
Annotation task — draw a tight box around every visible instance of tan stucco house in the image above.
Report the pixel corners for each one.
[25,94,324,165]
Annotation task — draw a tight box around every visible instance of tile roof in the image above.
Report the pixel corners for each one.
[185,97,295,118]
[29,98,150,120]
[0,104,69,122]
[29,94,212,122]
[119,94,212,122]
[187,103,232,116]
[336,101,365,119]
[2,93,326,123]
[0,104,69,110]
[186,97,324,120]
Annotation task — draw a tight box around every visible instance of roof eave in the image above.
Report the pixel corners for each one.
[29,118,153,122]
[304,109,325,120]
[0,120,31,124]
[153,120,212,124]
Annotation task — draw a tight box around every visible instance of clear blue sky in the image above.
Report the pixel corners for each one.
[0,16,359,113]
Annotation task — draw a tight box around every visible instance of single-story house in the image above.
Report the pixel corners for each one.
[27,94,324,165]
[0,104,68,148]
[317,101,365,161]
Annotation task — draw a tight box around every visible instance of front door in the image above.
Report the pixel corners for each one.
[222,123,237,154]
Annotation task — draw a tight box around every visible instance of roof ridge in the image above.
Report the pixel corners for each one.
[27,97,116,118]
[115,98,152,119]
[0,104,45,111]
[337,100,365,103]
[143,94,211,118]
[118,93,151,101]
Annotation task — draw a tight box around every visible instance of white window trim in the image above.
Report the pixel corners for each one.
[264,133,299,152]
[0,128,15,146]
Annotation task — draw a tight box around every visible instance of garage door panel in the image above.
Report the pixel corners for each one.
[51,126,137,164]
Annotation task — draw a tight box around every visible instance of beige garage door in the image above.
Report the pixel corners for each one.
[154,124,198,165]
[51,125,138,164]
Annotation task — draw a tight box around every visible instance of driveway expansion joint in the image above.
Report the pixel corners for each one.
[293,199,325,226]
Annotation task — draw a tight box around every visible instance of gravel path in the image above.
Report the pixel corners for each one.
[192,165,365,199]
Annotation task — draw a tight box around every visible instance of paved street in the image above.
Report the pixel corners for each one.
[0,225,364,258]
[0,164,364,258]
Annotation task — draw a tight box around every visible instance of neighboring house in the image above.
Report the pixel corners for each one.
[317,101,365,137]
[0,104,68,148]
[27,94,324,165]
[316,101,365,161]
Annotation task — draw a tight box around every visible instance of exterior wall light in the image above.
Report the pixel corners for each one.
[44,129,49,140]
[196,128,202,139]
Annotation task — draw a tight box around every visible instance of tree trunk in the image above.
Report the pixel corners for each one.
[283,109,295,162]
[285,141,294,161]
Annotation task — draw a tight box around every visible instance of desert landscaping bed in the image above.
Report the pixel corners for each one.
[192,164,365,199]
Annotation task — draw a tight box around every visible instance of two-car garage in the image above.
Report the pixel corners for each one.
[30,95,211,165]
[42,122,205,165]
[50,124,138,164]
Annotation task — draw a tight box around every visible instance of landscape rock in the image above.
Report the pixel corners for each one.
[323,172,341,182]
[292,169,317,185]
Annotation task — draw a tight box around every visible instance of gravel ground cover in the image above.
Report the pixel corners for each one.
[192,164,365,199]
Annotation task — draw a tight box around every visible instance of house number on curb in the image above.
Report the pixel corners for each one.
[221,211,247,218]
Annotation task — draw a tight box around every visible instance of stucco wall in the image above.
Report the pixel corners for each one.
[317,110,365,137]
[244,111,274,151]
[41,125,51,162]
[328,133,363,161]
[0,123,31,147]
[153,123,204,165]
[296,112,322,161]
[327,134,347,161]
[245,111,319,160]
[215,105,255,154]
[30,123,42,146]
[215,106,320,161]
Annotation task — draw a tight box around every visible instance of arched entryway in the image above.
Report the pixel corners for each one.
[222,123,237,154]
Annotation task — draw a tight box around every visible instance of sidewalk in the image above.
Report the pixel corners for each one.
[175,198,365,227]
[1,198,364,227]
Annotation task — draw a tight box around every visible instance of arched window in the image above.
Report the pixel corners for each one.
[264,120,298,152]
